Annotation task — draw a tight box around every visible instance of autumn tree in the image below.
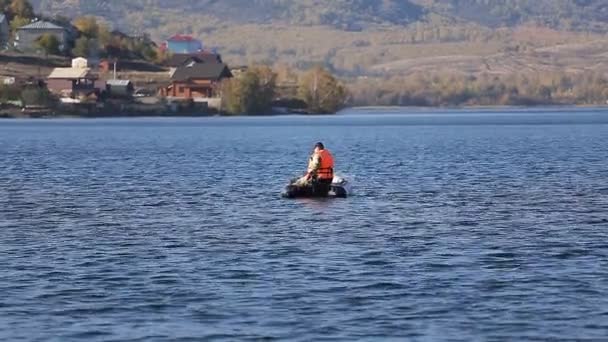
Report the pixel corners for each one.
[73,16,101,39]
[71,16,111,57]
[222,65,277,115]
[9,15,29,33]
[298,66,347,114]
[8,0,34,19]
[4,0,34,36]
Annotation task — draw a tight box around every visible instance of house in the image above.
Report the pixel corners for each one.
[105,79,134,97]
[0,14,8,49]
[164,34,203,54]
[15,21,68,53]
[162,63,233,101]
[47,67,98,98]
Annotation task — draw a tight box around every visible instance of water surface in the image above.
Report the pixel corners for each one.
[2,109,608,341]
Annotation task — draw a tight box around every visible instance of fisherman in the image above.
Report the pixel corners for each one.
[295,142,335,196]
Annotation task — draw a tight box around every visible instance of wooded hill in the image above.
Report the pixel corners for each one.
[30,0,608,32]
[19,0,608,106]
[27,1,608,75]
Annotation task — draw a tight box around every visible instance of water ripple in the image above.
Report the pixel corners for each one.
[1,113,608,340]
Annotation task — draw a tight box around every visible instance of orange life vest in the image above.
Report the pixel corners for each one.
[316,149,334,180]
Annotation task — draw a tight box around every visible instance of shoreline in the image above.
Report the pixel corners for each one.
[347,104,608,111]
[2,104,608,119]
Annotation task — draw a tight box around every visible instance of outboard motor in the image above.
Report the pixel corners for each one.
[329,177,348,198]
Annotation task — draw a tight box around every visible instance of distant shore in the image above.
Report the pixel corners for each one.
[3,104,608,119]
[0,108,215,119]
[347,104,608,112]
[0,105,311,119]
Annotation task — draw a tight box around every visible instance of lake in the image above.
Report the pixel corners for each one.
[2,108,608,341]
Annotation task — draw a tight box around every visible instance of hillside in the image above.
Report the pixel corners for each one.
[31,0,426,29]
[415,0,608,31]
[30,0,608,31]
[25,0,608,79]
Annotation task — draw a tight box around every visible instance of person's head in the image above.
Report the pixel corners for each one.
[314,142,325,152]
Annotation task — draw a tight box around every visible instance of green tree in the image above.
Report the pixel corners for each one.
[72,36,88,56]
[298,66,347,114]
[141,45,158,62]
[72,36,98,57]
[21,87,55,107]
[222,65,276,115]
[0,84,21,101]
[35,33,60,56]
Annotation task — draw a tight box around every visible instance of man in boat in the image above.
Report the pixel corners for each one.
[294,142,335,196]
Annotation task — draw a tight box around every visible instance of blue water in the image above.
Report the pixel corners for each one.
[2,109,608,341]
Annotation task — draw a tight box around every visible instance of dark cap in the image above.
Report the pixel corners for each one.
[314,142,324,149]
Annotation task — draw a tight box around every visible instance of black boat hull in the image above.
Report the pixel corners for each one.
[282,181,348,199]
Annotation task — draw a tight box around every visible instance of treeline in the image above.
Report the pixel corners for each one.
[221,66,347,115]
[0,82,54,107]
[69,16,158,62]
[349,71,608,107]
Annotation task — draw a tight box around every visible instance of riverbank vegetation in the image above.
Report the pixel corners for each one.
[221,66,277,115]
[222,66,347,115]
[298,67,347,114]
[349,71,608,107]
[0,82,55,106]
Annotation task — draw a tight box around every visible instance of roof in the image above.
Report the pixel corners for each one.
[19,21,65,31]
[166,54,202,68]
[171,63,233,82]
[106,79,132,86]
[167,34,200,42]
[48,67,94,79]
[166,53,222,67]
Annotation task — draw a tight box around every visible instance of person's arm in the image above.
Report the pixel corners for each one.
[306,153,321,178]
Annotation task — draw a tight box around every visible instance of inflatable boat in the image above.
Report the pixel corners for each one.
[282,176,349,199]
